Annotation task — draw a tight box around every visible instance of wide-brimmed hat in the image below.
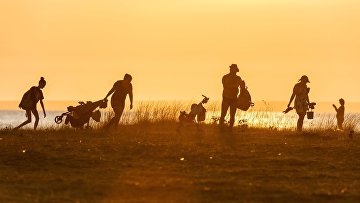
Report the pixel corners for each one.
[299,75,310,83]
[229,64,239,72]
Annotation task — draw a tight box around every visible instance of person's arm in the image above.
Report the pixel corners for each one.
[306,95,310,106]
[332,104,338,112]
[40,99,46,118]
[306,87,310,104]
[288,93,295,108]
[287,86,296,107]
[129,85,133,110]
[104,85,116,100]
[222,75,228,88]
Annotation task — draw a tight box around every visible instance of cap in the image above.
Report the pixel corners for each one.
[299,75,310,83]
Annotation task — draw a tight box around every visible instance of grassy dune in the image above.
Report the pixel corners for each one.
[1,124,360,202]
[97,100,360,131]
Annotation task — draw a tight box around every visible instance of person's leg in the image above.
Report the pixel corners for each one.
[297,112,306,132]
[229,101,237,128]
[13,110,32,130]
[338,119,344,130]
[105,109,117,129]
[32,109,40,130]
[112,104,125,128]
[105,103,125,129]
[220,99,230,126]
[340,121,344,130]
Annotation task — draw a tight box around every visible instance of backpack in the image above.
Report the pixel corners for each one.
[19,87,35,110]
[237,86,254,111]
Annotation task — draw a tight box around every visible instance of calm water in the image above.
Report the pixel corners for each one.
[0,110,63,129]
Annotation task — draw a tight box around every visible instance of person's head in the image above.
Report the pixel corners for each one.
[229,64,239,74]
[38,77,46,89]
[298,75,310,84]
[339,98,345,106]
[123,73,132,83]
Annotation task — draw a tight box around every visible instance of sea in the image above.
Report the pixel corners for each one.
[1,101,360,131]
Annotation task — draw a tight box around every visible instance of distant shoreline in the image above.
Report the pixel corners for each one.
[1,100,360,112]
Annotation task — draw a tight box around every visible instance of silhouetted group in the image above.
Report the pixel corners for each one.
[14,74,133,130]
[13,65,346,132]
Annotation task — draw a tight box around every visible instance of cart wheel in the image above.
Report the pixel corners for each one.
[55,116,63,124]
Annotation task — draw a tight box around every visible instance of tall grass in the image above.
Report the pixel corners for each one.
[24,101,358,132]
[99,101,188,127]
[343,113,360,131]
[98,101,360,132]
[134,101,185,124]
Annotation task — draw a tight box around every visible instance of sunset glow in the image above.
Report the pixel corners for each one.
[1,0,360,102]
[1,2,360,201]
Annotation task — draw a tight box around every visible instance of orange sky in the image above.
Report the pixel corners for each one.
[1,0,360,102]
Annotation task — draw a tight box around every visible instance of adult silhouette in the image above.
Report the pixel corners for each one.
[220,64,242,129]
[14,77,47,130]
[287,75,311,132]
[104,74,133,129]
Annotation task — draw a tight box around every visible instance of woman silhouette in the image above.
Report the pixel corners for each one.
[287,75,311,132]
[14,77,47,130]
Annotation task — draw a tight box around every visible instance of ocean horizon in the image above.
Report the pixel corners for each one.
[1,100,360,112]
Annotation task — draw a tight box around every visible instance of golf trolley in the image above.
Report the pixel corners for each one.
[178,95,209,129]
[55,99,108,128]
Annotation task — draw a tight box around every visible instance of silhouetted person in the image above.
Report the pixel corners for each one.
[104,74,133,129]
[14,77,47,130]
[220,64,242,129]
[287,75,311,132]
[333,98,345,130]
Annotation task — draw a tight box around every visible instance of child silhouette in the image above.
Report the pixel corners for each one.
[333,98,345,130]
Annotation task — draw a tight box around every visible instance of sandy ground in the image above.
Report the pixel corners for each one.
[0,124,359,202]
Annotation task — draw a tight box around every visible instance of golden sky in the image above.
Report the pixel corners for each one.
[1,0,360,102]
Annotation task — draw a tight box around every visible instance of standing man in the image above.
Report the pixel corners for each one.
[104,73,133,129]
[220,64,242,129]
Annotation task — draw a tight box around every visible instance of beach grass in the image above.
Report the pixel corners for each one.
[96,101,359,132]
